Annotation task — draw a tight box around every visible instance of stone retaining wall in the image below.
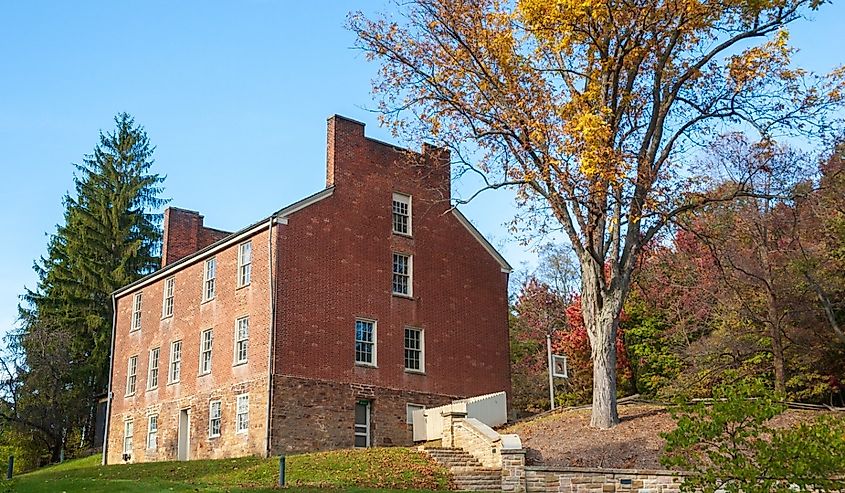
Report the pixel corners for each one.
[524,466,686,493]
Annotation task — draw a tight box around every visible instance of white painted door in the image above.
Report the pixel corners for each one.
[177,408,190,461]
[354,401,370,448]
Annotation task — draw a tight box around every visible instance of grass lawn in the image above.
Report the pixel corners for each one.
[4,447,451,493]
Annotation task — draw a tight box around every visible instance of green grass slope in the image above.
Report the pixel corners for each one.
[5,447,451,493]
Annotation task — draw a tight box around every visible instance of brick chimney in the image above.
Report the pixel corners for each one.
[326,115,365,188]
[161,208,230,267]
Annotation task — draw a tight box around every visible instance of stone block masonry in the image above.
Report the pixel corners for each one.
[270,375,455,453]
[523,467,686,493]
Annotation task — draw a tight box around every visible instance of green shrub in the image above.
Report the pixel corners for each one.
[661,379,845,493]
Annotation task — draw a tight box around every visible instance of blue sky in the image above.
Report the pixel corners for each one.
[1,1,843,338]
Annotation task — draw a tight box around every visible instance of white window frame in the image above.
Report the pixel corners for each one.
[406,403,426,425]
[123,419,134,456]
[199,329,213,375]
[234,317,249,365]
[354,319,377,367]
[203,257,216,302]
[392,253,413,297]
[404,327,425,373]
[235,394,249,434]
[126,355,138,396]
[162,277,175,318]
[147,414,158,450]
[209,400,222,438]
[238,241,252,288]
[147,347,159,390]
[392,192,412,236]
[169,340,182,383]
[131,292,142,332]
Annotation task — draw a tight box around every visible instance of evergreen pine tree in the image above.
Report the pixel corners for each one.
[15,113,166,451]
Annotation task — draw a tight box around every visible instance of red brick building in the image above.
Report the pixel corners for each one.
[103,115,512,463]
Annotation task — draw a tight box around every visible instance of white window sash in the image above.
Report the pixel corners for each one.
[238,242,252,287]
[131,293,142,331]
[236,394,249,433]
[148,348,159,389]
[235,317,249,364]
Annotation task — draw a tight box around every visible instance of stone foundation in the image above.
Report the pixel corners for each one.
[106,376,268,464]
[269,375,455,453]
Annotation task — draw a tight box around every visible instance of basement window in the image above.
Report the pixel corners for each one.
[209,400,222,438]
[406,403,425,425]
[236,394,249,434]
[123,419,134,457]
[147,415,158,450]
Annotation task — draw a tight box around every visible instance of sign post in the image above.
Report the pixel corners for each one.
[547,334,569,411]
[546,334,555,411]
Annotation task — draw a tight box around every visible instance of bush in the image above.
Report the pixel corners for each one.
[661,379,845,493]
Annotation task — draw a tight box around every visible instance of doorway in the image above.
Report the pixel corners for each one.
[354,401,371,448]
[177,408,190,461]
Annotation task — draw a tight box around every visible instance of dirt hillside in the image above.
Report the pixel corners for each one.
[501,402,833,469]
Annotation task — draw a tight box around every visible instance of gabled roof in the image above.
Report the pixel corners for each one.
[112,187,335,298]
[451,209,513,273]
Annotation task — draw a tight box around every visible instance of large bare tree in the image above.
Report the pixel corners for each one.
[350,0,843,427]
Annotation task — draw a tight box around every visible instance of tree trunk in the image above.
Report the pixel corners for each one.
[580,259,622,429]
[765,289,787,393]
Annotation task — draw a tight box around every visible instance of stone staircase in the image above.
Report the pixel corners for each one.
[425,447,502,491]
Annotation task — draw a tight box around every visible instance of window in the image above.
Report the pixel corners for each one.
[236,394,249,434]
[404,327,424,372]
[209,400,222,438]
[123,419,134,456]
[406,403,425,425]
[354,319,376,366]
[238,241,252,287]
[392,193,411,235]
[169,340,182,383]
[199,329,213,375]
[131,292,142,331]
[203,258,216,302]
[148,348,159,390]
[392,253,412,296]
[234,317,249,365]
[147,415,158,450]
[126,356,138,396]
[162,277,174,318]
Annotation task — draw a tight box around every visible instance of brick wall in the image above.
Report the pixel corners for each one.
[107,226,272,464]
[275,115,511,400]
[269,375,454,453]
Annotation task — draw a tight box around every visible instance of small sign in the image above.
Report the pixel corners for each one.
[552,354,568,378]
